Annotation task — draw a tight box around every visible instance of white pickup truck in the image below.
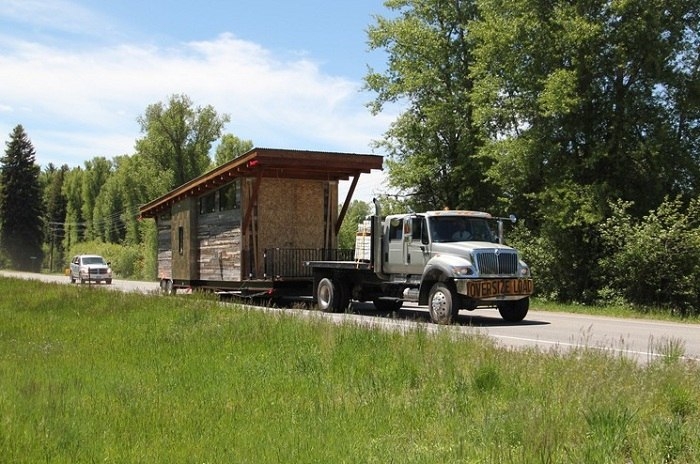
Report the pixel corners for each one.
[307,200,533,324]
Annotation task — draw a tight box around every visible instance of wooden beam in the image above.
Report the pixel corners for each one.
[336,174,360,235]
[241,171,262,240]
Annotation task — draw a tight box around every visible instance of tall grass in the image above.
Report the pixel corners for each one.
[1,277,699,463]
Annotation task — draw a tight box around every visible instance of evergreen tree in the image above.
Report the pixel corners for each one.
[0,125,45,271]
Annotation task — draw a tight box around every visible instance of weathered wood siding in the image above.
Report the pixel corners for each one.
[156,218,172,279]
[171,197,199,281]
[197,209,242,281]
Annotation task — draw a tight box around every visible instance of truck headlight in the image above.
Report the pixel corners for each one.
[518,261,530,277]
[451,265,474,277]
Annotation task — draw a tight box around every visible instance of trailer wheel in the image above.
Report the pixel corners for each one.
[428,282,458,325]
[317,277,347,313]
[160,279,175,295]
[497,297,529,322]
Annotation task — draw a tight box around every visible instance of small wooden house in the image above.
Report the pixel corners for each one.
[138,148,383,294]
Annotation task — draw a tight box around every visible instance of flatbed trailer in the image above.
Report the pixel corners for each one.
[164,247,354,305]
[306,258,408,312]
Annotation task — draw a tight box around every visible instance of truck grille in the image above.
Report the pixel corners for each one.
[474,250,518,276]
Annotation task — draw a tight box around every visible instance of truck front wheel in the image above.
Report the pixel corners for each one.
[317,278,348,313]
[497,297,529,322]
[428,282,458,325]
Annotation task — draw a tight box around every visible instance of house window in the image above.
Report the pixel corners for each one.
[178,226,184,255]
[219,182,240,211]
[199,192,216,214]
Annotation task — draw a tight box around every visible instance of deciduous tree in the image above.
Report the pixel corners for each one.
[41,163,69,271]
[136,94,230,189]
[61,167,85,252]
[470,0,700,301]
[366,0,498,212]
[213,134,253,167]
[81,157,112,241]
[367,0,700,304]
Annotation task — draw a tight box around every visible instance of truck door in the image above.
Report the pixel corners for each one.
[384,217,405,274]
[406,216,429,275]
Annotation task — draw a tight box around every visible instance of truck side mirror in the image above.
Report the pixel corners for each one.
[497,214,519,244]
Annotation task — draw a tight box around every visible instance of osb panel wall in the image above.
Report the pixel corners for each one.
[156,219,172,280]
[258,178,328,248]
[197,209,242,281]
[245,178,335,277]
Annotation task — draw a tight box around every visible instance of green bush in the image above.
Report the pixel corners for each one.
[598,198,700,316]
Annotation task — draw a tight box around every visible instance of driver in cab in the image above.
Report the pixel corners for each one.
[451,221,472,241]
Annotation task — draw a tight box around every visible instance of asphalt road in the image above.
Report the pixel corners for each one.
[2,270,699,364]
[0,270,161,294]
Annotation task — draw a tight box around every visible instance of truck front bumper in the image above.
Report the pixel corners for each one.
[455,278,533,301]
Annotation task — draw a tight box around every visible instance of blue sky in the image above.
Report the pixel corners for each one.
[0,0,396,201]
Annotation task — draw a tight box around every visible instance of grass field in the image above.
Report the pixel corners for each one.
[1,277,699,463]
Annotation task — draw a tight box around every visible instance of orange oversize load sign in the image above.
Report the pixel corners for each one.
[463,278,534,299]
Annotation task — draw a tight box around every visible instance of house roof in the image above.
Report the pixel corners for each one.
[139,147,384,218]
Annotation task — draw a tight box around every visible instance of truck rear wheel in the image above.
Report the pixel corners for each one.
[497,297,529,322]
[317,277,348,313]
[428,282,458,325]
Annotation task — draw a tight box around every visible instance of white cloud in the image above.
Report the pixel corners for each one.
[0,0,400,202]
[0,32,395,164]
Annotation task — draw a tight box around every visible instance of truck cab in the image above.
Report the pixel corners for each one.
[383,211,498,274]
[378,210,533,324]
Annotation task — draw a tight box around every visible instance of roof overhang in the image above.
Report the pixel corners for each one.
[139,147,383,218]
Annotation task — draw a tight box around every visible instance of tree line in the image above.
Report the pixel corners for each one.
[0,94,252,279]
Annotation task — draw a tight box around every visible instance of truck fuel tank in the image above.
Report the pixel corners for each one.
[403,288,420,302]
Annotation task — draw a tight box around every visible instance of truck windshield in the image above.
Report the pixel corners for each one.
[429,216,496,243]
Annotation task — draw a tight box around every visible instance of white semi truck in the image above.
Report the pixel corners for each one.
[307,200,534,324]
